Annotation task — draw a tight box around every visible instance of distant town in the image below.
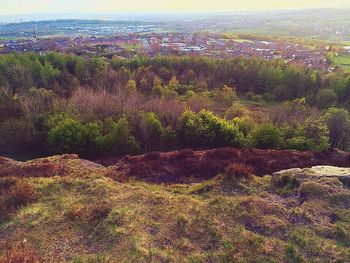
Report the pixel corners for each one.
[0,31,332,70]
[2,10,350,72]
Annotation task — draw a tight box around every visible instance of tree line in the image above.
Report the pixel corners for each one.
[0,52,350,158]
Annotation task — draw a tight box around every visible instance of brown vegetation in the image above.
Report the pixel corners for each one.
[0,177,36,220]
[0,154,117,179]
[107,147,350,183]
[0,243,40,263]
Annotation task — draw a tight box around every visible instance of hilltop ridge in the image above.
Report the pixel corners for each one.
[1,148,350,262]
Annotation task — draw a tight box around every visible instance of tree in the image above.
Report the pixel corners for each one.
[315,89,337,109]
[324,108,350,150]
[102,118,140,155]
[168,76,180,90]
[140,112,164,151]
[48,118,101,156]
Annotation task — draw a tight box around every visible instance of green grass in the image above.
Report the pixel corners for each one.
[333,55,350,65]
[332,55,350,73]
[232,38,254,43]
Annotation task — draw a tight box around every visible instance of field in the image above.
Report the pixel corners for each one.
[333,55,350,72]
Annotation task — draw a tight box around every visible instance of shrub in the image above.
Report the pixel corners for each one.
[324,108,350,150]
[141,112,164,151]
[178,110,244,148]
[315,89,337,109]
[129,111,169,152]
[102,118,140,155]
[249,123,283,149]
[285,136,315,151]
[232,116,256,137]
[161,126,177,149]
[67,87,120,121]
[48,117,103,157]
[303,121,329,151]
[224,103,249,119]
[223,162,254,185]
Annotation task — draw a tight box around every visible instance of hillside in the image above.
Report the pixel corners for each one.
[1,149,350,262]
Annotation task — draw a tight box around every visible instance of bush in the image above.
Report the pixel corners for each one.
[285,136,315,151]
[46,114,107,157]
[223,162,254,185]
[315,89,337,109]
[249,123,283,149]
[142,112,164,151]
[161,126,177,149]
[47,116,103,157]
[232,116,256,137]
[213,85,237,107]
[324,108,350,150]
[0,177,36,220]
[178,110,244,148]
[102,118,140,155]
[224,102,249,119]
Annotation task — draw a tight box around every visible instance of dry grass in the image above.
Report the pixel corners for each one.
[0,177,36,220]
[0,243,40,263]
[0,153,350,262]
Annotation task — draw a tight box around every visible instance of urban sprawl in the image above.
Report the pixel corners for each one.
[0,33,334,70]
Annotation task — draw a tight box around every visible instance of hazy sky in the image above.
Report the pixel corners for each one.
[1,0,349,15]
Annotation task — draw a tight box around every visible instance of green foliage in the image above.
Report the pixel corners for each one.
[249,123,283,149]
[47,116,103,157]
[102,118,140,155]
[161,126,177,149]
[1,52,350,157]
[232,116,256,137]
[48,115,140,157]
[178,109,244,148]
[285,136,315,151]
[315,89,337,109]
[324,108,350,150]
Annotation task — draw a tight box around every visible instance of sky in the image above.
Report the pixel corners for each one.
[0,0,349,15]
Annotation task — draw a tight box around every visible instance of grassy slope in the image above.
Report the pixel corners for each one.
[332,55,350,73]
[1,158,350,262]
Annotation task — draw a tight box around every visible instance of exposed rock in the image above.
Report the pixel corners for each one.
[1,148,350,184]
[273,165,350,187]
[0,154,119,180]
